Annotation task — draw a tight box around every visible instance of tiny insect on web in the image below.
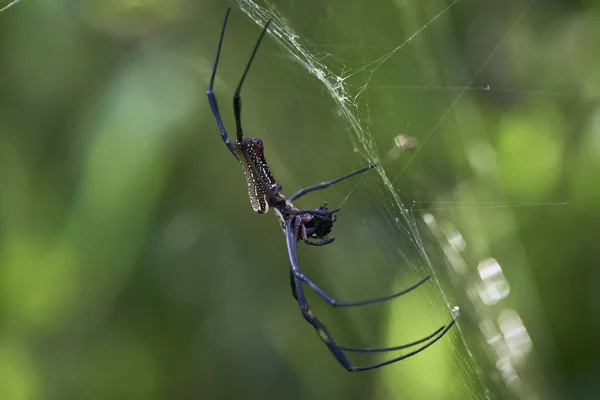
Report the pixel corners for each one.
[206,7,456,371]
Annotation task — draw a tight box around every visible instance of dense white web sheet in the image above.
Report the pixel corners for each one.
[234,0,552,399]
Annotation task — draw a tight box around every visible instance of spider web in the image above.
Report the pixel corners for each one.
[231,0,574,399]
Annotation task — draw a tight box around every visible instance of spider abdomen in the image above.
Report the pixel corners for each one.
[235,138,278,214]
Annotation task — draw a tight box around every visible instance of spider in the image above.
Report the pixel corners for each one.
[206,7,455,371]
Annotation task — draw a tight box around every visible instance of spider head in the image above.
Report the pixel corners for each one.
[306,203,336,238]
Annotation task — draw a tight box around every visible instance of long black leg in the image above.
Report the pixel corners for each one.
[291,271,444,352]
[338,325,446,352]
[207,7,236,159]
[285,219,455,371]
[233,15,273,141]
[351,321,454,371]
[290,272,355,370]
[290,269,299,301]
[299,268,431,307]
[289,163,378,202]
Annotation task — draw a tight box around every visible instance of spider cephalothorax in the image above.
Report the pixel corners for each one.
[206,7,455,372]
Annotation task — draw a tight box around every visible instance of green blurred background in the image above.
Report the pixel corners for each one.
[1,0,599,399]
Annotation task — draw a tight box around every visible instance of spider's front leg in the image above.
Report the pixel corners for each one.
[207,7,272,159]
[207,8,237,159]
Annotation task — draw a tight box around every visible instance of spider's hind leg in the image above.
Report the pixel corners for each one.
[290,273,455,371]
[297,271,431,308]
[285,218,455,371]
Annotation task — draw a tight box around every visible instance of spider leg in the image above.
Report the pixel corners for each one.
[285,219,455,371]
[233,14,273,141]
[291,207,341,216]
[337,325,447,352]
[290,216,431,306]
[303,226,335,246]
[289,163,378,202]
[301,270,431,308]
[207,7,237,159]
[305,237,335,246]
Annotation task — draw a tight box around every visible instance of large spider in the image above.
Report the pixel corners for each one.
[206,8,455,371]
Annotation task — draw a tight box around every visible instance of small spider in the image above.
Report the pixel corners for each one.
[206,7,455,371]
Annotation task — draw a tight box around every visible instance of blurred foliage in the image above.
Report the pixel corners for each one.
[1,0,599,399]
